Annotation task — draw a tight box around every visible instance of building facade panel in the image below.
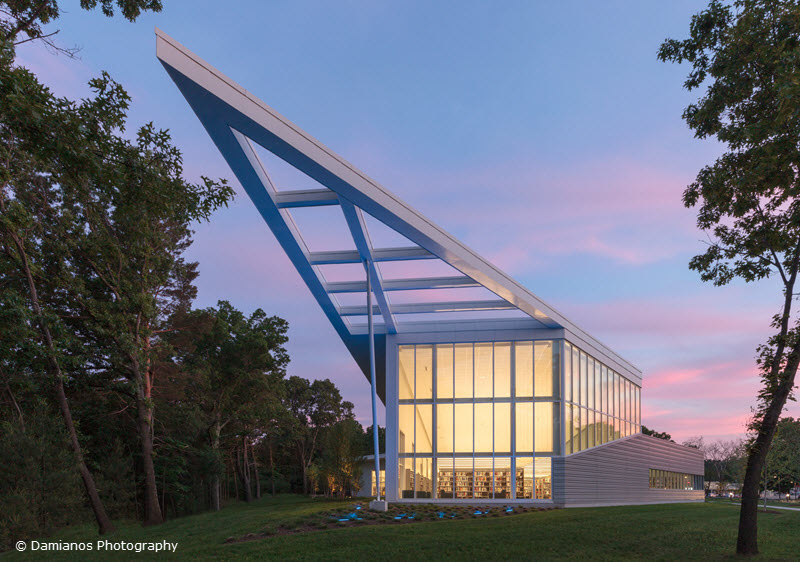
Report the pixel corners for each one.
[557,433,704,507]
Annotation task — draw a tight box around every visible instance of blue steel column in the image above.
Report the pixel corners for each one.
[366,259,381,501]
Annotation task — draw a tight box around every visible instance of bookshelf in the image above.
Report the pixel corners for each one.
[436,467,512,499]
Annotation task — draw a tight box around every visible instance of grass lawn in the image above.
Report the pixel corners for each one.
[5,496,799,561]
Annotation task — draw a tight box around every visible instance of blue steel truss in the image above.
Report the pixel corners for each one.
[155,29,641,402]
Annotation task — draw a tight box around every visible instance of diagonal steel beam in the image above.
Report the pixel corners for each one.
[340,199,397,333]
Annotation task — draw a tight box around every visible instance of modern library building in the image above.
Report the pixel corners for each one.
[157,30,704,507]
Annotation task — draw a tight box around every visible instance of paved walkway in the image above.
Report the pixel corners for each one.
[723,502,800,512]
[759,504,800,512]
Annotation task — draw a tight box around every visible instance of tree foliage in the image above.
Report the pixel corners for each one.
[0,0,384,543]
[765,416,800,492]
[659,0,800,554]
[642,426,673,441]
[0,401,83,549]
[0,0,162,54]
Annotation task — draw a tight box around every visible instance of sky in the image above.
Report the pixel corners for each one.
[17,0,799,443]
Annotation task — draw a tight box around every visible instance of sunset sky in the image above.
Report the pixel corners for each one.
[19,0,798,443]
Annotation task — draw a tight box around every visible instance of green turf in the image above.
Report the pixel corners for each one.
[5,496,799,560]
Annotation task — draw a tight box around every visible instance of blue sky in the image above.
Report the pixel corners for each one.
[18,0,797,441]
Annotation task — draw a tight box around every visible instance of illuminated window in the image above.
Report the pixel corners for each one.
[398,340,562,500]
[648,469,704,490]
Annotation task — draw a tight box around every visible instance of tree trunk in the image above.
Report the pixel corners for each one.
[161,462,167,519]
[232,450,240,502]
[298,445,308,495]
[2,376,25,431]
[737,349,800,554]
[7,230,115,534]
[132,358,163,526]
[237,441,252,502]
[252,442,261,500]
[269,441,275,497]
[210,420,221,511]
[55,377,116,533]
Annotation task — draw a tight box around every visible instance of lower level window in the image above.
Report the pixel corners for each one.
[401,456,551,499]
[372,470,386,497]
[649,469,703,490]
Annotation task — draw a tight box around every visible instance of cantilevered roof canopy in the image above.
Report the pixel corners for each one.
[155,29,641,400]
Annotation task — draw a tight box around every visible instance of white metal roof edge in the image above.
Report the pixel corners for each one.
[154,28,642,378]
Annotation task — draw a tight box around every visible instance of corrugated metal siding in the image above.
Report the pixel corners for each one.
[558,433,704,507]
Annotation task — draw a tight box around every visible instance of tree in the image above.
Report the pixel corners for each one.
[1,1,162,56]
[63,118,232,525]
[1,0,175,534]
[322,419,365,498]
[363,424,386,455]
[175,301,288,510]
[0,401,84,550]
[659,1,800,554]
[284,376,354,494]
[682,436,704,450]
[642,426,673,441]
[765,417,800,493]
[0,57,128,538]
[705,439,747,495]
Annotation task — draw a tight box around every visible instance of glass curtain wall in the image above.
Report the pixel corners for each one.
[398,341,559,501]
[563,342,641,455]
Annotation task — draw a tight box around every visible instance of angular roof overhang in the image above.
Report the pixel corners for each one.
[155,29,642,400]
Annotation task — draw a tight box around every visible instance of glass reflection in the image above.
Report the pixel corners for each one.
[474,403,493,453]
[564,343,572,403]
[580,352,588,408]
[534,402,554,453]
[494,403,511,453]
[436,403,453,453]
[534,341,554,398]
[594,361,601,413]
[474,343,493,398]
[565,404,573,454]
[416,405,432,453]
[572,345,579,405]
[399,404,414,455]
[516,402,533,453]
[515,342,533,397]
[416,345,432,400]
[494,342,511,398]
[454,343,473,399]
[454,403,473,453]
[436,344,453,399]
[399,346,414,400]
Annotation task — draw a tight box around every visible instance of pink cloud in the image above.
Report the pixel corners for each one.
[641,352,800,443]
[361,154,703,270]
